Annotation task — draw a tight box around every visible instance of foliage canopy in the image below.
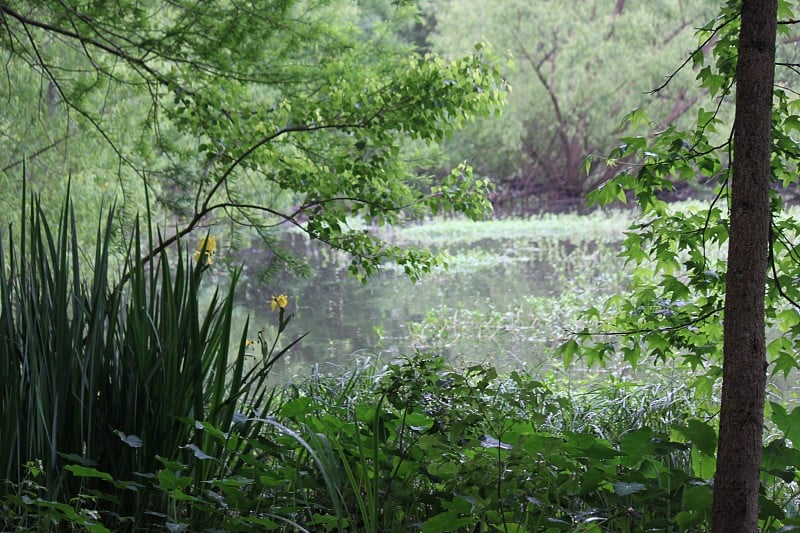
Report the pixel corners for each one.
[565,1,800,379]
[0,0,507,278]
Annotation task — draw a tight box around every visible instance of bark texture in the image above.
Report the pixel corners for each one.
[711,1,777,531]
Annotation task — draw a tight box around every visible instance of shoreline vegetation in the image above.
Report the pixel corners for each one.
[2,197,799,531]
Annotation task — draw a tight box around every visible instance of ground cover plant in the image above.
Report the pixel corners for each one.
[4,193,800,531]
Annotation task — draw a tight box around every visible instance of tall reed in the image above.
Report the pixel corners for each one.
[0,190,280,526]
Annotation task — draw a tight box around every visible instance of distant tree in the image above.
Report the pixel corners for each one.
[429,0,718,208]
[0,0,507,278]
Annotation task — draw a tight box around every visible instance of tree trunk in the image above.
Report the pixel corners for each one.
[712,1,777,532]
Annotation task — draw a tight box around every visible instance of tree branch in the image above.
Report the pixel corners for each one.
[650,14,739,95]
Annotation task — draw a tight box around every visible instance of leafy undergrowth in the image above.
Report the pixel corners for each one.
[6,354,800,532]
[3,198,800,532]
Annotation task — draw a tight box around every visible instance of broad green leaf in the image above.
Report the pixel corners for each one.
[770,402,800,445]
[682,483,712,512]
[422,511,474,533]
[675,510,704,530]
[619,428,654,464]
[157,469,193,491]
[560,339,579,366]
[114,430,143,448]
[677,420,717,456]
[280,397,314,418]
[64,465,113,481]
[690,448,716,480]
[784,114,800,133]
[167,489,198,502]
[156,456,186,471]
[405,411,435,432]
[776,309,800,332]
[184,443,214,460]
[612,481,646,496]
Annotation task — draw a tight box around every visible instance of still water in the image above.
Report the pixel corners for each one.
[218,222,627,379]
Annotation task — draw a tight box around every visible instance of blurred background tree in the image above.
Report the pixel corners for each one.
[427,0,720,210]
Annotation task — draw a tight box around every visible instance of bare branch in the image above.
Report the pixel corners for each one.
[1,134,72,173]
[650,14,739,95]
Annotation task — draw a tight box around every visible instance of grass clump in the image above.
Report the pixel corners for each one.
[391,210,633,247]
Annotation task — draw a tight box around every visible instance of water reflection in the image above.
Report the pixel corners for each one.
[227,229,621,378]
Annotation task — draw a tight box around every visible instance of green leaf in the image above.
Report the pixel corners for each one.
[64,465,113,481]
[114,430,143,448]
[280,397,314,418]
[405,411,435,432]
[675,510,704,530]
[612,481,646,496]
[784,114,800,132]
[443,496,473,514]
[770,402,800,445]
[184,443,214,460]
[167,489,199,502]
[677,419,717,456]
[776,309,800,332]
[560,339,579,366]
[690,448,716,480]
[422,511,474,533]
[157,469,193,491]
[619,428,654,465]
[427,461,459,478]
[682,483,712,512]
[156,456,186,471]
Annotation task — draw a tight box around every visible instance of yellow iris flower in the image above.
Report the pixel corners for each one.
[194,236,217,264]
[197,236,217,253]
[194,250,214,264]
[270,294,288,311]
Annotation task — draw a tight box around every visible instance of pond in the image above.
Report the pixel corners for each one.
[217,211,634,380]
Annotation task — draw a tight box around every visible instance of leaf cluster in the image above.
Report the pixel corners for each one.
[0,0,509,279]
[14,352,800,531]
[562,1,800,382]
